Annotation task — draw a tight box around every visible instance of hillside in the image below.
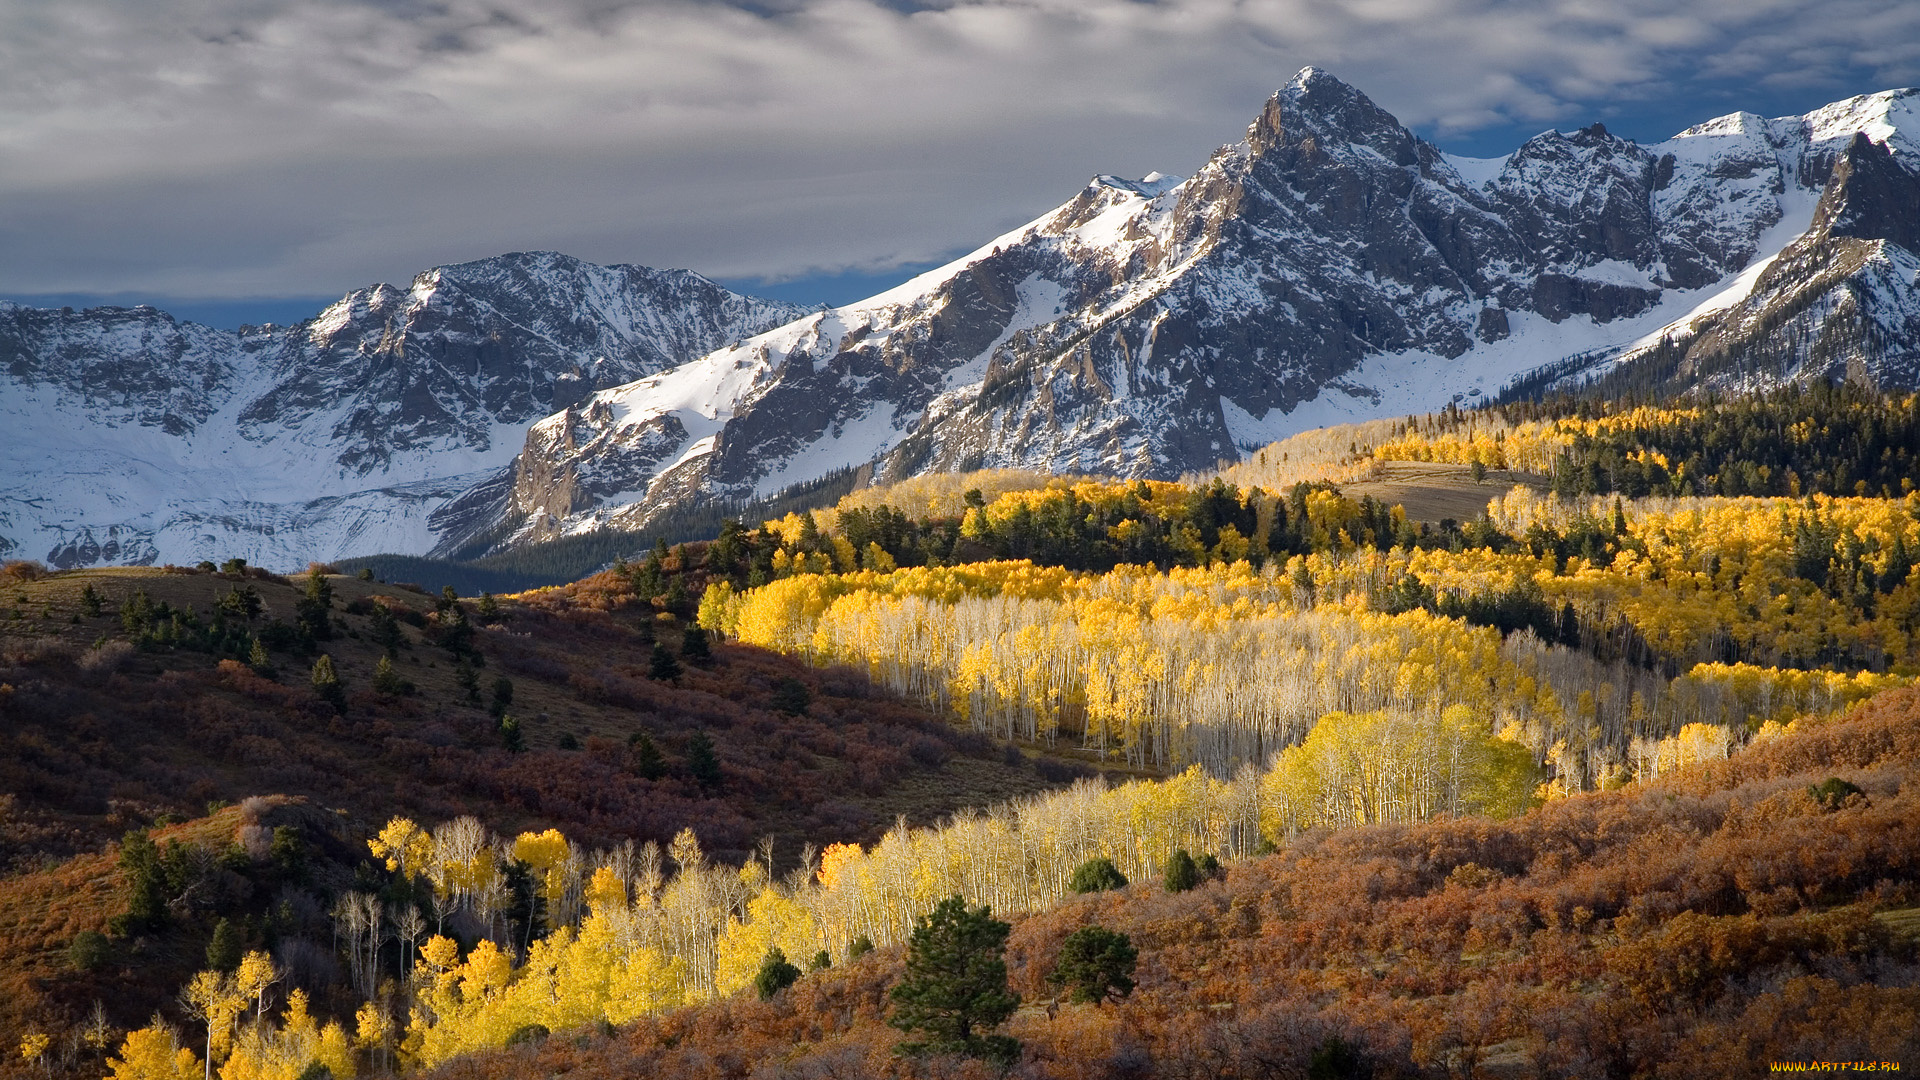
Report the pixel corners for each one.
[0,558,1094,1070]
[0,562,1080,863]
[417,682,1920,1080]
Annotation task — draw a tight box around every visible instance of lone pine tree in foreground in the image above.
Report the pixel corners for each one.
[888,895,1019,1064]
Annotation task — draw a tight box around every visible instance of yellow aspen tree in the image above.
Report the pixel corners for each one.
[352,1003,390,1076]
[180,970,244,1079]
[367,818,432,879]
[511,829,572,928]
[19,1032,49,1076]
[107,1023,201,1080]
[231,952,278,1032]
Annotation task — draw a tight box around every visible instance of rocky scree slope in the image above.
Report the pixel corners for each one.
[479,69,1920,552]
[0,252,804,567]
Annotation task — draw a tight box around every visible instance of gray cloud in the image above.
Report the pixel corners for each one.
[1,0,1915,298]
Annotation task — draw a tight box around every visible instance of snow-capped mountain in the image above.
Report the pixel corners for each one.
[0,252,804,567]
[8,71,1918,569]
[471,70,1920,552]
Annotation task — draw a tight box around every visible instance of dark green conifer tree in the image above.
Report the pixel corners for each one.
[373,655,411,696]
[684,731,721,791]
[753,948,801,1000]
[455,659,481,704]
[628,732,666,780]
[1067,857,1128,894]
[1163,849,1199,893]
[888,895,1019,1063]
[206,917,243,972]
[295,571,334,641]
[680,626,711,663]
[769,677,809,715]
[648,643,682,682]
[1048,925,1136,1004]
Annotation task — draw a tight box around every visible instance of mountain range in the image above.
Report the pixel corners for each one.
[4,68,1917,569]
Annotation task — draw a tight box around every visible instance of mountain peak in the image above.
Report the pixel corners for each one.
[1284,65,1333,90]
[1249,65,1415,165]
[1813,130,1920,249]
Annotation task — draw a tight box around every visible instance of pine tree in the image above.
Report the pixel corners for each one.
[80,583,103,618]
[1163,849,1199,893]
[1067,857,1128,894]
[205,918,243,972]
[499,715,524,754]
[116,830,166,934]
[372,655,411,697]
[628,732,666,780]
[310,655,345,713]
[368,602,404,657]
[753,948,801,1000]
[295,571,333,641]
[648,643,682,682]
[685,731,722,791]
[634,544,665,599]
[848,934,874,960]
[121,590,154,635]
[888,895,1019,1062]
[219,586,263,623]
[680,625,711,663]
[247,638,275,678]
[490,676,514,716]
[475,592,500,624]
[438,604,475,661]
[1048,925,1136,1005]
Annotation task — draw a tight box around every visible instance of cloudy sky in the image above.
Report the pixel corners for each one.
[3,0,1918,323]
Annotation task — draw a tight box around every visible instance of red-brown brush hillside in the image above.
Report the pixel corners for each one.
[0,562,1081,866]
[421,688,1920,1080]
[0,561,1094,1067]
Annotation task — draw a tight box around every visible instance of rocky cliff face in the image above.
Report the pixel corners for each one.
[481,71,1920,552]
[1593,129,1920,394]
[0,253,803,566]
